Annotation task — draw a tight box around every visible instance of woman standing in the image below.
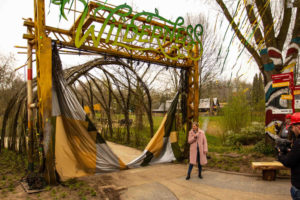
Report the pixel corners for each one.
[186,122,208,180]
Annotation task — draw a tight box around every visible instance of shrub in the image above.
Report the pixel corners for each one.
[225,123,265,146]
[254,140,276,155]
[220,92,251,133]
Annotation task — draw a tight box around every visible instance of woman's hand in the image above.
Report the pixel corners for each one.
[194,133,198,139]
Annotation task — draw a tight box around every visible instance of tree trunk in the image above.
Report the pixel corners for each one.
[106,111,114,138]
[135,84,144,132]
[147,112,154,137]
[125,112,131,144]
[215,0,300,142]
[135,107,143,131]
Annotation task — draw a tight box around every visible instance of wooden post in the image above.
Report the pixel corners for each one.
[27,18,34,171]
[34,0,57,184]
[263,170,277,181]
[187,43,200,130]
[184,44,200,157]
[193,44,199,123]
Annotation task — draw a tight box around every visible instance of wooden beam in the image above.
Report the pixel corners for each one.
[23,33,192,68]
[35,0,57,184]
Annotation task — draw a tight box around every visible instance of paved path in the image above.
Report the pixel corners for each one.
[101,142,291,200]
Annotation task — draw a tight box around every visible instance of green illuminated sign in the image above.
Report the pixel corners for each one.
[52,0,203,61]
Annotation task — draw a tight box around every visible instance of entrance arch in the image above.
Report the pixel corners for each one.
[24,0,203,183]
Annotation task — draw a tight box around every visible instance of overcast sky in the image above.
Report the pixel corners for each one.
[0,0,260,83]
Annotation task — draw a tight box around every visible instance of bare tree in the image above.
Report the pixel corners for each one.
[0,54,16,91]
[128,61,163,137]
[88,73,114,138]
[214,0,300,135]
[0,54,23,115]
[109,60,157,137]
[186,14,222,99]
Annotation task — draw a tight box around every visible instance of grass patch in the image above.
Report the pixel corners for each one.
[206,133,222,146]
[0,149,27,196]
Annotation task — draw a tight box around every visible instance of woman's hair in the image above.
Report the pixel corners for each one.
[192,122,199,127]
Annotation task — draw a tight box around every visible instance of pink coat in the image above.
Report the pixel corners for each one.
[188,129,208,165]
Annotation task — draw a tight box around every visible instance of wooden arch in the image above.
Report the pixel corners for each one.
[23,0,201,183]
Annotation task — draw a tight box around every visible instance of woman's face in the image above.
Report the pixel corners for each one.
[192,124,198,131]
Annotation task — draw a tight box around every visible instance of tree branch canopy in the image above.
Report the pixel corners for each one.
[255,0,276,47]
[292,5,300,39]
[276,1,292,50]
[245,4,264,47]
[215,0,263,70]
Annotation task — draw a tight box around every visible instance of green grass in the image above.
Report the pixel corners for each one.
[151,115,164,130]
[199,115,223,121]
[0,149,27,196]
[206,133,222,146]
[238,145,256,154]
[204,133,233,153]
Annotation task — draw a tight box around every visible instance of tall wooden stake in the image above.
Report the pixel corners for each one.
[187,44,200,130]
[34,0,56,184]
[27,18,34,171]
[184,44,200,157]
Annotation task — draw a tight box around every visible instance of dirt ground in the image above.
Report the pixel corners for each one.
[0,142,291,200]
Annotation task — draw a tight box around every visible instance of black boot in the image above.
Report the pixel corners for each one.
[186,174,190,180]
[198,174,203,179]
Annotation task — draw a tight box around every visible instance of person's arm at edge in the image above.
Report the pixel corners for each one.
[278,141,300,168]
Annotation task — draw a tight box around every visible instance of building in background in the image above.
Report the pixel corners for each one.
[199,98,220,112]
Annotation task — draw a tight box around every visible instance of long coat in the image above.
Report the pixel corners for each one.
[188,129,208,165]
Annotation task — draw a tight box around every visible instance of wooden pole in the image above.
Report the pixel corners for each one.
[27,18,34,171]
[187,43,200,129]
[193,44,199,122]
[184,43,200,158]
[35,0,56,184]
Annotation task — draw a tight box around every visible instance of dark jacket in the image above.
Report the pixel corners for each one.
[278,137,300,189]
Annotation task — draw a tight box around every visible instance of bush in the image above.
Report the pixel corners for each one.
[254,140,276,155]
[220,92,251,133]
[225,123,265,146]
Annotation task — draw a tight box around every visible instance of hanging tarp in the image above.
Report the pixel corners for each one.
[51,44,182,180]
[52,46,126,181]
[127,93,182,168]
